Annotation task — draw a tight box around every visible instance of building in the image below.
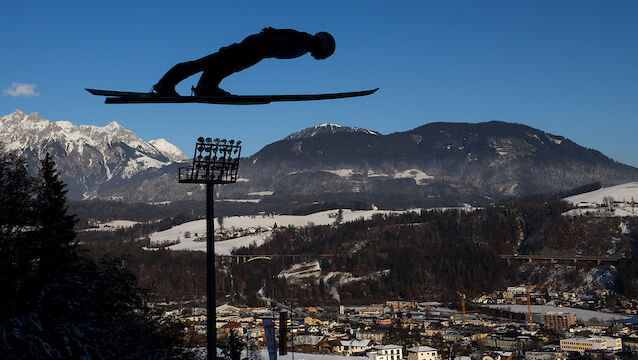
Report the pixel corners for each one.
[524,350,568,360]
[542,312,576,331]
[288,335,326,353]
[337,339,374,356]
[356,330,386,342]
[368,345,403,360]
[559,336,622,354]
[406,346,438,360]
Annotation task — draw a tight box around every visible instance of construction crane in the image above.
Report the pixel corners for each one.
[453,310,478,324]
[456,291,467,324]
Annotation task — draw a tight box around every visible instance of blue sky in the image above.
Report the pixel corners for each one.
[2,1,637,165]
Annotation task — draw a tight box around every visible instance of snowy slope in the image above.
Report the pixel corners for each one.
[149,138,187,162]
[0,110,185,198]
[82,220,140,232]
[148,208,419,252]
[565,182,638,205]
[563,182,638,217]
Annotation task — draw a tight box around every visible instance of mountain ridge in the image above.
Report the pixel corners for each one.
[3,110,638,208]
[0,110,186,199]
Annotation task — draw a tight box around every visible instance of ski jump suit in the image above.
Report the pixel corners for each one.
[154,28,321,96]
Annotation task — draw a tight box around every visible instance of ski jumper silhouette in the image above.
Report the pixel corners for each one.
[153,28,336,96]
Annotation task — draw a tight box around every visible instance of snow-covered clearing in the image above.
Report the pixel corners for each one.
[565,182,638,205]
[165,232,272,254]
[277,261,389,286]
[82,220,140,231]
[484,304,630,321]
[277,260,391,301]
[247,191,274,196]
[393,169,433,184]
[563,207,638,217]
[563,182,638,217]
[322,169,357,178]
[220,199,261,203]
[147,208,419,253]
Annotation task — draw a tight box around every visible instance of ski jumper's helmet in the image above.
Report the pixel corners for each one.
[313,32,336,59]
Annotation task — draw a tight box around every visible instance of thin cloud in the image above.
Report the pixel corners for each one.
[4,83,40,97]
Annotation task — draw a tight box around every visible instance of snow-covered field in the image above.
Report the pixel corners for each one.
[164,232,272,254]
[563,182,638,217]
[565,182,638,205]
[82,220,140,231]
[484,304,630,321]
[148,209,419,253]
[563,207,638,217]
[220,199,262,203]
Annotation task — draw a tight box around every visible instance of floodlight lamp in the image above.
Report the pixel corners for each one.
[214,138,220,144]
[236,140,241,145]
[229,140,234,145]
[197,155,203,161]
[205,137,212,143]
[198,146,204,152]
[197,137,204,143]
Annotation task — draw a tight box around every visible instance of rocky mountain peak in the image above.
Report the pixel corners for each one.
[0,110,186,199]
[149,139,187,162]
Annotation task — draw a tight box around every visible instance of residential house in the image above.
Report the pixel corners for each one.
[289,335,326,353]
[406,346,438,360]
[356,330,385,343]
[368,344,403,360]
[337,339,374,356]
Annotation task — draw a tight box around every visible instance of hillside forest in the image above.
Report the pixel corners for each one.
[79,194,638,306]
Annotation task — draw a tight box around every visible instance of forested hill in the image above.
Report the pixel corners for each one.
[219,196,638,305]
[239,121,638,205]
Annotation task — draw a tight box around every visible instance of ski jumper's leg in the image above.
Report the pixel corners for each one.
[154,59,207,94]
[195,34,267,93]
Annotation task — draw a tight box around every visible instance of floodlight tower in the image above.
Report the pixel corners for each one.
[179,137,242,360]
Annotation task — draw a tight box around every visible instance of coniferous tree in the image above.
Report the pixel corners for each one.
[0,152,194,359]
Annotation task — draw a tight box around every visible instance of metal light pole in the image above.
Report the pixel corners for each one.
[179,137,242,360]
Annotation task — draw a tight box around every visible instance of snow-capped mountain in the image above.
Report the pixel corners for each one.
[284,123,380,140]
[149,139,187,162]
[0,110,185,199]
[4,109,638,207]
